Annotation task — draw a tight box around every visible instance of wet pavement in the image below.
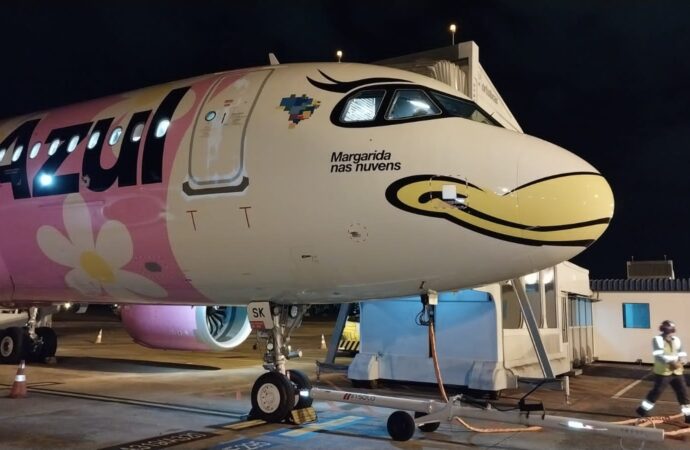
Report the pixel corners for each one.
[0,312,688,449]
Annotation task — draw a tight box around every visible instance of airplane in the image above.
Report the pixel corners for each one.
[0,59,614,422]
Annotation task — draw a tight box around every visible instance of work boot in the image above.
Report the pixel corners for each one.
[636,406,648,417]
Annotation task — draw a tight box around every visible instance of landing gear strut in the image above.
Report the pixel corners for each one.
[248,302,312,422]
[0,307,57,364]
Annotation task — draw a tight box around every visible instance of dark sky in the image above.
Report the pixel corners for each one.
[2,1,690,279]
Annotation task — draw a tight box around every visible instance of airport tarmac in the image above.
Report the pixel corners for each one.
[0,311,688,449]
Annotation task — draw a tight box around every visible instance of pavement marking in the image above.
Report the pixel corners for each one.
[99,430,216,450]
[612,373,651,399]
[224,419,268,430]
[19,386,245,419]
[278,415,364,438]
[208,438,274,450]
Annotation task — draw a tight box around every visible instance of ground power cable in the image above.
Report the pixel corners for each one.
[428,319,542,433]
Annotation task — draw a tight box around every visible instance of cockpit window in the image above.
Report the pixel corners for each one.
[386,89,441,120]
[432,92,497,126]
[341,90,386,122]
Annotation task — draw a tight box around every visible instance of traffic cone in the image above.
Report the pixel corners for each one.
[94,329,102,344]
[320,334,327,350]
[8,360,27,399]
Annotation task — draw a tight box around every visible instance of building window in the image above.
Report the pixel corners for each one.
[622,303,650,329]
[544,268,557,328]
[524,272,542,327]
[501,283,522,329]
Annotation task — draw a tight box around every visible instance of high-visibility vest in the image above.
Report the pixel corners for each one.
[652,335,686,376]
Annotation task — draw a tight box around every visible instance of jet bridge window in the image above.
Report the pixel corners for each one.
[341,90,386,122]
[432,92,498,126]
[386,89,441,120]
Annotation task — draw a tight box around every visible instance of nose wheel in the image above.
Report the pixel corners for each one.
[250,372,296,422]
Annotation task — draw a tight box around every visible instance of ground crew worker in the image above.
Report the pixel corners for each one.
[636,320,690,423]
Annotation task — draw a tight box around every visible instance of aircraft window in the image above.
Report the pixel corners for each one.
[29,142,41,159]
[0,148,5,162]
[131,123,145,142]
[432,93,498,126]
[87,132,100,149]
[155,119,170,138]
[205,111,217,122]
[341,90,386,122]
[67,135,79,153]
[12,145,23,162]
[386,89,441,120]
[48,139,60,156]
[109,127,123,146]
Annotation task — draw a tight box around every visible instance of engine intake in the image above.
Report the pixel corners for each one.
[121,305,251,351]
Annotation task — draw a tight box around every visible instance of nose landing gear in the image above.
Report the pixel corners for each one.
[247,302,313,422]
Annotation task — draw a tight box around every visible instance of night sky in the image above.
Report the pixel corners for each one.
[2,1,690,279]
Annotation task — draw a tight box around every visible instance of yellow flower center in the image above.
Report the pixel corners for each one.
[80,251,115,283]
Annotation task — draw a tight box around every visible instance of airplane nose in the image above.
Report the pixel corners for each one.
[516,146,614,247]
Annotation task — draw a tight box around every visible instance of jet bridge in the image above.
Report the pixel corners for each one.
[377,40,522,132]
[347,262,593,392]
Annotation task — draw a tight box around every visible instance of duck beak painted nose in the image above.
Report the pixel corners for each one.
[516,169,614,247]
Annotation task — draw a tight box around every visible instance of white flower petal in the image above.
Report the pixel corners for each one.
[115,270,167,299]
[62,193,95,252]
[37,225,80,268]
[65,268,102,296]
[96,220,133,270]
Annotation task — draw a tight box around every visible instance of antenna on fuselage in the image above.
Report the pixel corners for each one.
[268,53,280,65]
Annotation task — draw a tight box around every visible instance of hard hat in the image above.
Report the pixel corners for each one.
[660,320,676,335]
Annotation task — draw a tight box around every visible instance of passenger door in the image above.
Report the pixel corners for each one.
[184,69,273,195]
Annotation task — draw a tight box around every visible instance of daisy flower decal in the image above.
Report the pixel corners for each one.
[37,194,167,300]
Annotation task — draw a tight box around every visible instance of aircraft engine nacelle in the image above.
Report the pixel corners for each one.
[120,304,252,351]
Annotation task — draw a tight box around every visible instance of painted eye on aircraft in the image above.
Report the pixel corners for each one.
[48,139,60,156]
[131,123,145,142]
[109,127,123,146]
[67,135,79,153]
[29,142,41,159]
[205,111,217,121]
[87,132,100,149]
[155,119,170,138]
[12,145,23,162]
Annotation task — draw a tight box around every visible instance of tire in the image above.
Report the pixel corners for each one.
[35,327,58,360]
[414,411,440,432]
[387,410,415,441]
[0,327,28,364]
[287,369,313,409]
[250,372,295,423]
